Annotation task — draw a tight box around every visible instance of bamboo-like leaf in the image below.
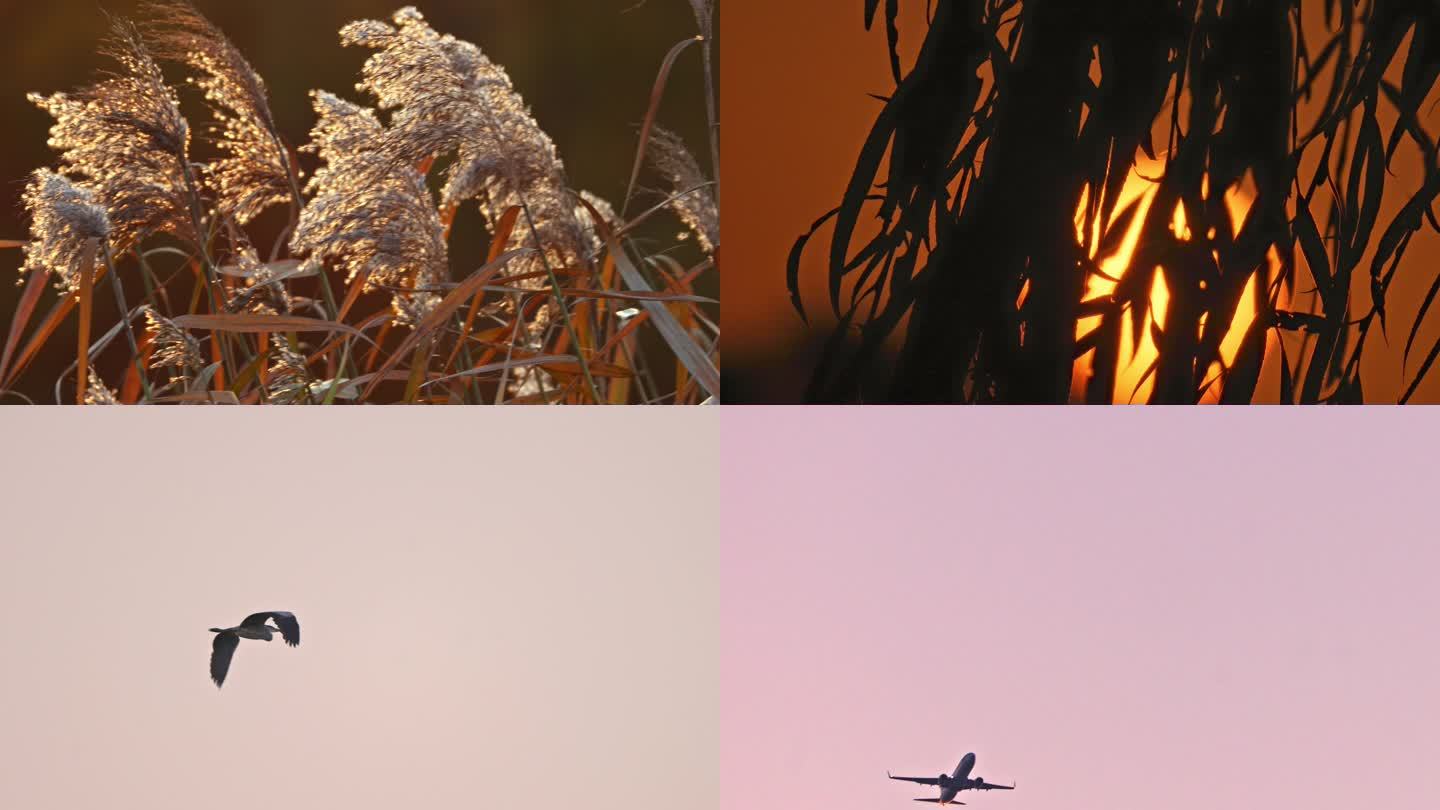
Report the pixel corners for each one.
[214,258,307,279]
[7,294,79,392]
[1404,270,1440,375]
[1279,338,1295,405]
[421,355,576,389]
[75,240,98,405]
[1401,329,1440,404]
[621,37,701,216]
[1095,196,1144,263]
[545,358,634,379]
[580,198,719,399]
[1293,197,1332,305]
[359,249,529,401]
[0,267,49,388]
[1219,317,1268,405]
[172,313,377,349]
[524,288,715,304]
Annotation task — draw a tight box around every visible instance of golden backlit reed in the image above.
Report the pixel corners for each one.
[7,2,718,404]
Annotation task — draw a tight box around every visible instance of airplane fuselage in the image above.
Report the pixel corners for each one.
[932,752,977,803]
[931,778,994,802]
[889,751,1012,804]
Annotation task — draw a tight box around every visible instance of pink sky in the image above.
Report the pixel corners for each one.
[0,410,717,810]
[723,409,1440,810]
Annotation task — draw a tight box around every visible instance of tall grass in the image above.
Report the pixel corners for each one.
[790,0,1440,404]
[3,1,718,404]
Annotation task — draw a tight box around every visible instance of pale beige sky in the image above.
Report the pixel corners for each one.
[0,410,718,810]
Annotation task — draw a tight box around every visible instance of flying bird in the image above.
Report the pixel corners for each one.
[208,611,300,688]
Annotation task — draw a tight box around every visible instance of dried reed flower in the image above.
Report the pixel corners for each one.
[266,335,312,403]
[339,7,587,277]
[509,366,555,400]
[84,373,119,405]
[28,17,194,248]
[142,0,296,224]
[648,128,717,255]
[575,190,618,258]
[224,244,293,314]
[20,170,111,292]
[290,90,447,325]
[143,305,205,386]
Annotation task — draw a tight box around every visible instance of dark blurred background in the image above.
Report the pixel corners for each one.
[0,0,714,402]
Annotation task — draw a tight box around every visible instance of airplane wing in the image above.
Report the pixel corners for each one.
[913,800,964,805]
[888,772,943,786]
[972,780,1015,791]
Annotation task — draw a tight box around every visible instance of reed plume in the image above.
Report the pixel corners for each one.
[28,17,194,249]
[339,7,588,281]
[575,190,619,255]
[84,374,119,405]
[224,244,294,315]
[143,305,205,388]
[20,170,111,293]
[7,3,719,405]
[289,90,447,325]
[141,0,299,225]
[265,335,314,404]
[649,128,718,255]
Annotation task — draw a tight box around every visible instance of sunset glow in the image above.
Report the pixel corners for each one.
[1070,157,1278,403]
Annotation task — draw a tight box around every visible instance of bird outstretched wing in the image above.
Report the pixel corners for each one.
[242,611,300,646]
[211,632,239,688]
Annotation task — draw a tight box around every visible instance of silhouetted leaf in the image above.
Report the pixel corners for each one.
[789,0,1440,402]
[1292,197,1332,305]
[1273,310,1329,333]
[1220,317,1268,404]
[1279,337,1295,405]
[1095,195,1143,263]
[1404,270,1440,375]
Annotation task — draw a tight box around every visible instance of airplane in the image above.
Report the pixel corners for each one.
[887,752,1014,805]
